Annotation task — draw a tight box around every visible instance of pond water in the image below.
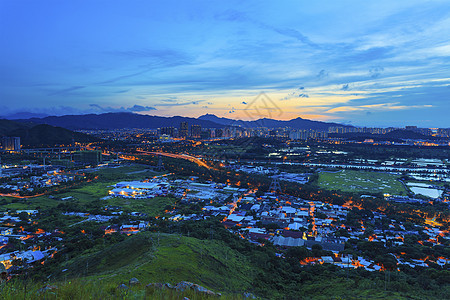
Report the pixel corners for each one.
[409,186,443,199]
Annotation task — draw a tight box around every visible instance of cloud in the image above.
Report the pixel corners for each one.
[281,90,310,101]
[153,100,205,107]
[49,86,85,96]
[107,48,189,61]
[89,104,156,113]
[98,69,150,85]
[115,89,130,93]
[215,9,318,48]
[227,107,236,114]
[214,9,248,22]
[317,70,328,79]
[325,103,433,114]
[128,105,156,112]
[369,66,384,78]
[271,27,318,48]
[160,98,179,103]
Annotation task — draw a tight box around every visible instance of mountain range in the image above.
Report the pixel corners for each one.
[198,113,350,130]
[11,112,351,131]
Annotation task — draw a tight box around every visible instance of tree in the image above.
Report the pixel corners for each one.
[312,243,323,257]
[286,246,311,260]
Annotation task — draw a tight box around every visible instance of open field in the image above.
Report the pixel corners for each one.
[106,196,177,216]
[318,170,407,195]
[0,164,165,212]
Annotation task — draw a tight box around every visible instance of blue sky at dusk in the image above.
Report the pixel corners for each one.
[1,0,450,127]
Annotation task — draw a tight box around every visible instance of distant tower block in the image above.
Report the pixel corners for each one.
[156,156,165,172]
[269,177,282,193]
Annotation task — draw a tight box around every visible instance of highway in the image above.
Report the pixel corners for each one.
[136,150,215,170]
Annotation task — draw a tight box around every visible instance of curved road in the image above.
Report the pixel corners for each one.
[136,150,215,170]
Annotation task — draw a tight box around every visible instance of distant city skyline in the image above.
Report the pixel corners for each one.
[1,1,450,127]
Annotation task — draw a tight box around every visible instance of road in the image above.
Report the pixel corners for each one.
[136,150,215,170]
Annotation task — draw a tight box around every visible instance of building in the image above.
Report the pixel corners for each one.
[201,129,212,139]
[160,127,175,137]
[74,150,102,166]
[179,122,189,138]
[215,129,223,138]
[51,159,75,168]
[109,181,169,198]
[190,124,201,138]
[1,137,21,151]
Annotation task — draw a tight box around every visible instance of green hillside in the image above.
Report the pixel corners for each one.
[55,232,257,294]
[0,119,32,136]
[0,119,97,147]
[1,228,449,299]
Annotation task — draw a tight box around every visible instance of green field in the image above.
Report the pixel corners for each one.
[318,170,407,195]
[0,165,165,212]
[106,196,176,216]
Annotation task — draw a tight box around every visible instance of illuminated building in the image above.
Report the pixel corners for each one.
[1,137,21,151]
[190,124,201,138]
[179,122,189,138]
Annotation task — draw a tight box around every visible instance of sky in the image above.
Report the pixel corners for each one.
[1,0,450,127]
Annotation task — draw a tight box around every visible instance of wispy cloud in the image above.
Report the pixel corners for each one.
[48,86,85,96]
[89,104,156,112]
[1,2,450,126]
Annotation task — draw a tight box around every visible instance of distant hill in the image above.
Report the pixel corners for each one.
[198,114,352,130]
[0,119,96,148]
[385,129,432,140]
[19,112,352,131]
[20,112,226,130]
[330,130,436,142]
[0,119,33,136]
[2,112,50,120]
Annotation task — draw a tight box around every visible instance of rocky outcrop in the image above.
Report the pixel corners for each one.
[146,280,221,297]
[129,277,140,285]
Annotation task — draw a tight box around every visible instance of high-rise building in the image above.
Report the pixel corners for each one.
[160,127,175,137]
[200,129,211,139]
[1,137,21,151]
[179,122,189,138]
[190,124,201,138]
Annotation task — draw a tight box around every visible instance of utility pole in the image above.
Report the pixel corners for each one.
[269,177,282,193]
[156,155,165,172]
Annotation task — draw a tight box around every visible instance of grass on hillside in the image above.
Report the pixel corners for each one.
[56,232,256,295]
[5,230,445,300]
[317,170,407,195]
[0,278,244,300]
